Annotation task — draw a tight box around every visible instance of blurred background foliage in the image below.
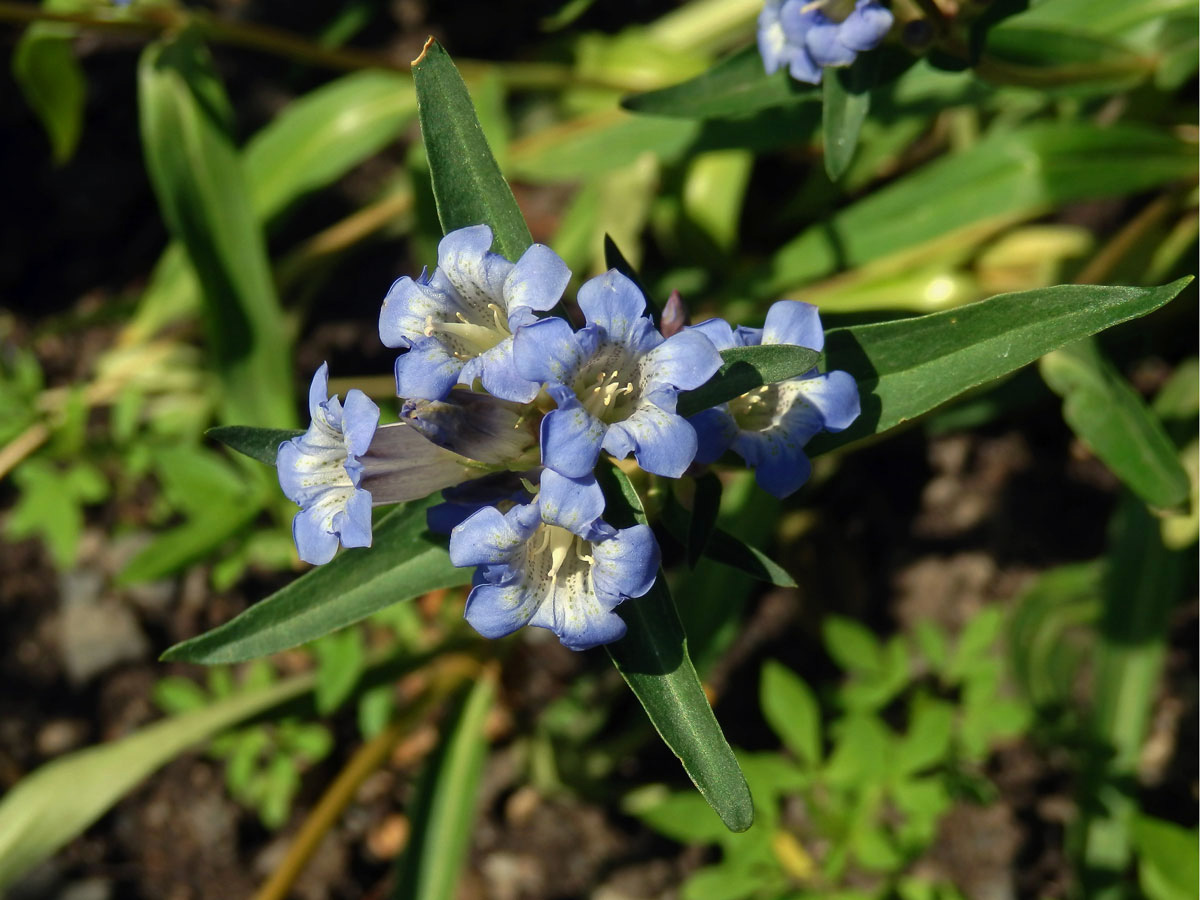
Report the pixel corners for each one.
[0,0,1195,897]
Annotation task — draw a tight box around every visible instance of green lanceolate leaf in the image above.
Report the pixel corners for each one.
[13,21,86,165]
[162,498,471,664]
[138,33,294,428]
[980,25,1152,95]
[392,673,495,900]
[1040,339,1190,509]
[807,278,1193,456]
[621,44,819,119]
[209,425,305,466]
[822,57,874,181]
[244,70,415,224]
[676,345,822,418]
[129,69,417,344]
[759,124,1198,296]
[597,463,753,833]
[411,39,532,262]
[0,668,317,890]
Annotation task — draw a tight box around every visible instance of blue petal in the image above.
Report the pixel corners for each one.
[540,402,606,478]
[339,488,374,548]
[762,300,824,351]
[840,1,894,51]
[779,0,813,43]
[449,504,534,568]
[806,17,858,66]
[688,317,737,352]
[437,224,514,314]
[528,588,627,651]
[603,403,698,478]
[394,339,463,401]
[642,328,722,392]
[292,506,341,565]
[512,316,587,386]
[735,430,814,499]
[538,469,605,534]
[689,406,739,464]
[590,523,659,605]
[464,580,540,640]
[341,390,380,457]
[505,243,571,313]
[789,49,824,84]
[471,338,542,404]
[733,324,764,347]
[307,362,331,418]
[757,1,788,75]
[378,272,460,349]
[577,270,648,342]
[276,437,344,508]
[794,369,861,431]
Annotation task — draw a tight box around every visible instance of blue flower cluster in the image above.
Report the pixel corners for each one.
[277,225,860,649]
[758,0,894,84]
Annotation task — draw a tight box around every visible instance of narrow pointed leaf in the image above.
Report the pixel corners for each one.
[13,23,86,165]
[676,345,821,418]
[393,673,495,900]
[209,425,304,466]
[130,70,417,343]
[138,33,293,427]
[760,124,1198,296]
[597,463,753,833]
[1041,338,1189,508]
[162,498,470,664]
[662,497,796,588]
[822,58,873,180]
[622,44,819,119]
[411,38,532,261]
[0,669,317,890]
[808,278,1192,456]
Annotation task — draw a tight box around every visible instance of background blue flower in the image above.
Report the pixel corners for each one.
[758,0,894,84]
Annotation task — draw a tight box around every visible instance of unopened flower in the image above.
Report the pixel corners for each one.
[450,470,659,650]
[379,225,570,403]
[688,301,860,498]
[278,364,489,564]
[512,270,722,479]
[400,388,539,467]
[758,0,894,84]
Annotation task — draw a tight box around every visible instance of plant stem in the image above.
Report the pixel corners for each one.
[0,1,653,91]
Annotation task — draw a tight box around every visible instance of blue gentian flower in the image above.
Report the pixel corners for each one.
[512,270,722,480]
[449,469,660,650]
[277,364,490,564]
[758,0,894,84]
[688,301,860,498]
[379,225,571,403]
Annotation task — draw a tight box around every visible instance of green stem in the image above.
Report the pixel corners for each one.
[0,1,659,91]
